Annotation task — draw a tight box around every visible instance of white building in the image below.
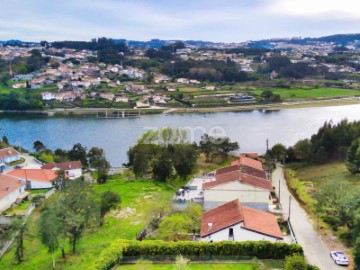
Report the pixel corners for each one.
[201,199,283,242]
[41,91,57,101]
[203,171,273,211]
[0,147,21,165]
[7,169,58,189]
[42,161,83,180]
[0,174,27,213]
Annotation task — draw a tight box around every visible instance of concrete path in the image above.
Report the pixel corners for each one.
[272,166,344,270]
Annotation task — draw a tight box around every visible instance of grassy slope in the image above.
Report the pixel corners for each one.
[0,179,176,270]
[116,264,255,270]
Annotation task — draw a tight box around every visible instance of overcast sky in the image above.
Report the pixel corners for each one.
[1,0,360,42]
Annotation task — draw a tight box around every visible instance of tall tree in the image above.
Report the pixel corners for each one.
[87,147,110,183]
[39,206,64,268]
[56,180,99,253]
[172,144,198,179]
[68,143,88,167]
[152,152,173,182]
[347,138,360,174]
[52,170,66,190]
[9,217,26,263]
[33,140,45,152]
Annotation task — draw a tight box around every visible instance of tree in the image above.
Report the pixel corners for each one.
[354,237,360,269]
[152,152,173,182]
[172,144,198,179]
[217,137,239,161]
[39,206,64,268]
[294,139,312,161]
[156,213,192,241]
[285,254,307,270]
[56,180,99,253]
[100,191,121,225]
[269,143,287,162]
[52,170,67,190]
[2,135,9,145]
[199,134,216,162]
[87,147,110,183]
[347,138,360,174]
[9,217,26,263]
[33,140,45,152]
[68,143,88,167]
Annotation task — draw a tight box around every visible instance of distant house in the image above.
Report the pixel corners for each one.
[99,92,115,101]
[115,96,129,103]
[0,147,21,165]
[0,174,27,213]
[42,161,83,179]
[202,170,273,211]
[7,169,58,189]
[231,155,263,170]
[215,164,267,180]
[41,91,56,101]
[201,199,283,242]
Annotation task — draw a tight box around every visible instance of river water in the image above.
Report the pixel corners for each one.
[1,104,360,166]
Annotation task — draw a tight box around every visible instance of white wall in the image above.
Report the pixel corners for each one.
[3,154,21,164]
[202,222,280,243]
[28,180,52,189]
[204,181,270,206]
[66,168,82,179]
[0,185,25,213]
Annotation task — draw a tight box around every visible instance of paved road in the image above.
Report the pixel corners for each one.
[272,166,344,270]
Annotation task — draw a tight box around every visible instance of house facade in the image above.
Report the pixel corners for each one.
[0,174,27,213]
[201,199,283,243]
[42,161,83,179]
[203,171,273,211]
[0,147,21,169]
[7,169,57,189]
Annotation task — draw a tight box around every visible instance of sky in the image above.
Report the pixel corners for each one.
[1,0,360,42]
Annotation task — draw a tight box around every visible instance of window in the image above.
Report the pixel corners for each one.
[229,228,234,241]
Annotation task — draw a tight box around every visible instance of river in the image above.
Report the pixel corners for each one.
[1,104,360,166]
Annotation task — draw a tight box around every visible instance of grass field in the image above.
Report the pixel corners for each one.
[0,178,176,270]
[116,263,256,269]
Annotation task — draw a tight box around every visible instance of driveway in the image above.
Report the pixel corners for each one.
[272,166,344,270]
[20,154,43,169]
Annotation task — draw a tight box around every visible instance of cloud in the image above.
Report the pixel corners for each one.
[0,0,359,42]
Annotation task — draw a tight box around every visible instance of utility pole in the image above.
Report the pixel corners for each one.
[266,138,269,153]
[278,178,281,202]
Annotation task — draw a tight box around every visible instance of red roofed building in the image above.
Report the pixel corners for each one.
[7,169,58,189]
[231,155,263,170]
[0,147,21,172]
[42,161,83,179]
[202,171,273,211]
[201,199,283,242]
[0,174,27,213]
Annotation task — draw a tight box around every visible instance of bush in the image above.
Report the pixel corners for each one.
[95,240,303,270]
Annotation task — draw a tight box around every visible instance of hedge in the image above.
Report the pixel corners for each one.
[94,240,303,270]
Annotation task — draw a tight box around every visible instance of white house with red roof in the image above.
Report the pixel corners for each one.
[202,170,273,211]
[0,174,27,213]
[0,147,21,166]
[201,199,283,242]
[7,169,58,189]
[41,161,83,179]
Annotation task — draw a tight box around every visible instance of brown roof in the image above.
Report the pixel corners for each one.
[242,206,283,239]
[201,199,282,239]
[0,174,25,200]
[7,169,58,183]
[0,147,20,158]
[231,156,263,170]
[203,171,272,191]
[42,161,83,170]
[216,164,267,180]
[201,199,243,237]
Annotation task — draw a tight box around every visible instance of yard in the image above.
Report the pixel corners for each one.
[0,177,177,270]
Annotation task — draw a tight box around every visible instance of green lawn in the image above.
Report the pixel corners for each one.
[249,87,360,100]
[116,263,255,270]
[0,178,176,270]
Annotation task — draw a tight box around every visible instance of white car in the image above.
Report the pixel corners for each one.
[330,251,349,266]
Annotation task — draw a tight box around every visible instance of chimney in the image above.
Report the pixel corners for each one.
[69,164,72,169]
[208,223,213,231]
[6,186,10,190]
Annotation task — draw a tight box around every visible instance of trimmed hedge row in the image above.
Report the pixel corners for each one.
[94,240,303,270]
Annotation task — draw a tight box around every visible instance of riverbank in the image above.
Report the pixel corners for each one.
[0,97,359,118]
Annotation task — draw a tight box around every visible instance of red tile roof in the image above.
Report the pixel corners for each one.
[42,161,83,170]
[201,199,243,237]
[231,155,263,170]
[7,169,58,183]
[201,199,282,239]
[0,174,25,200]
[0,147,20,158]
[203,171,272,190]
[216,164,267,180]
[242,206,283,239]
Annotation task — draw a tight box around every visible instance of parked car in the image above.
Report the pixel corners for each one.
[330,251,349,266]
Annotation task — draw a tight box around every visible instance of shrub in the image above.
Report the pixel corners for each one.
[94,240,303,270]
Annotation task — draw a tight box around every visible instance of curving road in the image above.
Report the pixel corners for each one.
[272,166,344,270]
